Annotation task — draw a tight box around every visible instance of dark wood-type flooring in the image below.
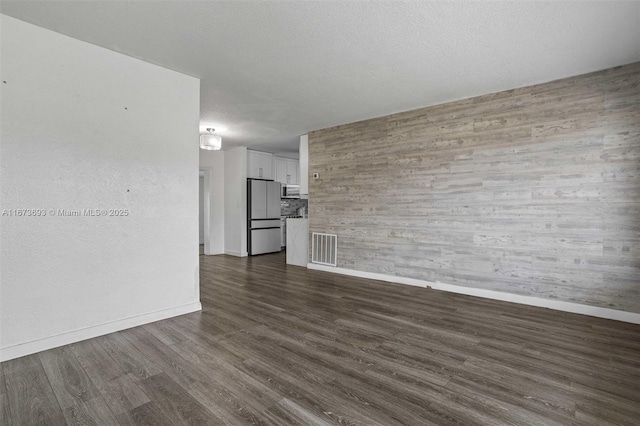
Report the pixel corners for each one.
[2,251,640,425]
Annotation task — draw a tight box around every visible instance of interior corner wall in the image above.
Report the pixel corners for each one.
[199,150,225,254]
[299,134,309,197]
[309,62,640,315]
[0,16,201,361]
[224,147,248,256]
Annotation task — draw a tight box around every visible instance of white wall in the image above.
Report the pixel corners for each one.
[274,151,299,160]
[0,16,201,361]
[199,150,225,254]
[224,147,247,256]
[299,134,309,197]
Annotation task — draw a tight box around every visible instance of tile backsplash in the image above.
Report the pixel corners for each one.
[281,199,308,216]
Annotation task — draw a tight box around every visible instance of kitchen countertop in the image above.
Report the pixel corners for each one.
[286,218,308,267]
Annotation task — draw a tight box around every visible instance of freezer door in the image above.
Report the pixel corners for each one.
[250,180,267,219]
[251,219,281,229]
[266,181,282,218]
[250,228,281,255]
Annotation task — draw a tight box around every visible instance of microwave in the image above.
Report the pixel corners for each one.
[281,184,300,199]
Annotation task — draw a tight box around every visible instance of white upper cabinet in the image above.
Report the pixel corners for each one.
[287,160,299,185]
[249,150,299,184]
[247,150,274,179]
[274,157,299,185]
[275,157,287,183]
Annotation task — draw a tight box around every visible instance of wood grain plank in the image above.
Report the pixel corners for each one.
[261,398,333,426]
[117,401,173,426]
[0,363,5,394]
[38,346,101,409]
[62,397,120,426]
[120,327,202,388]
[69,339,126,382]
[141,321,188,346]
[0,364,9,426]
[69,338,150,416]
[3,354,66,425]
[0,389,11,426]
[96,332,162,382]
[135,372,222,425]
[2,251,640,424]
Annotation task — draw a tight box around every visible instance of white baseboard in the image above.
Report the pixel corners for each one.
[224,250,248,257]
[307,263,640,325]
[0,302,202,362]
[203,250,225,255]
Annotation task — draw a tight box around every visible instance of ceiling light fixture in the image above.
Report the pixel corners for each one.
[200,128,221,150]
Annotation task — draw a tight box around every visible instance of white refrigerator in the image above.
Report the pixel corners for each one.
[247,179,282,255]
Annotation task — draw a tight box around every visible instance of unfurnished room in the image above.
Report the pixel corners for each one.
[1,1,640,425]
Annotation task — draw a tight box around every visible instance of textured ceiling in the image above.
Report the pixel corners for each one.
[2,1,639,154]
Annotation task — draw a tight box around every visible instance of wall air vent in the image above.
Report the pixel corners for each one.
[311,233,337,266]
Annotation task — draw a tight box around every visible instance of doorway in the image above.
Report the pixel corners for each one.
[199,168,212,255]
[199,173,205,253]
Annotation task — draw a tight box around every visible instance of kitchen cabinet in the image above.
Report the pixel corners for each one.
[286,218,308,266]
[274,157,299,185]
[275,157,287,183]
[247,150,274,179]
[286,160,299,184]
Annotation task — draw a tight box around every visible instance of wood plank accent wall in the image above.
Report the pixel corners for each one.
[308,62,640,314]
